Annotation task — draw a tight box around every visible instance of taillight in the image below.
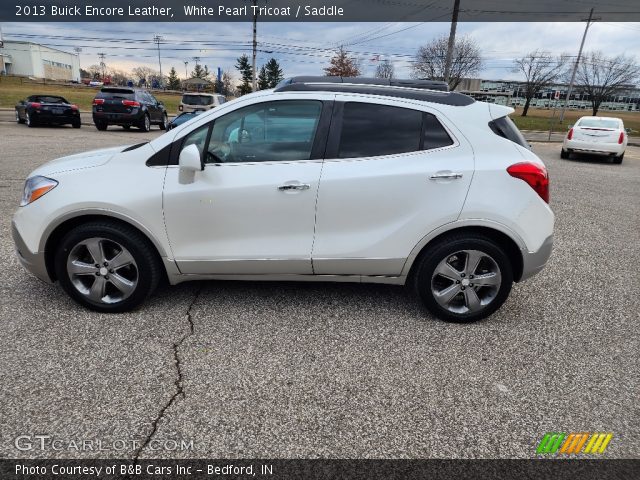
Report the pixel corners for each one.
[122,100,140,107]
[567,128,573,140]
[71,104,79,110]
[507,162,549,204]
[618,131,624,144]
[29,102,42,109]
[92,98,104,105]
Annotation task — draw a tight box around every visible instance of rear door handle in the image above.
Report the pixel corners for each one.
[429,172,463,180]
[278,183,310,191]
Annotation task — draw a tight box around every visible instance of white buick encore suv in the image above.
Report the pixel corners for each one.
[12,77,554,322]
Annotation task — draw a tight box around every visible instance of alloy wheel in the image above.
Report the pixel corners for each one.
[66,237,138,304]
[430,249,502,314]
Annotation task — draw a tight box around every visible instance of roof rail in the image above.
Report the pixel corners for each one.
[275,76,449,91]
[274,77,475,107]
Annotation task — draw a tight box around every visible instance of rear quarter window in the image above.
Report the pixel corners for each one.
[488,116,530,149]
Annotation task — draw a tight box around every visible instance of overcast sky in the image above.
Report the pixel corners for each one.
[2,21,639,81]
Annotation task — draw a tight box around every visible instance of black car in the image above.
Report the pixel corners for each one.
[166,109,205,130]
[92,87,168,132]
[15,95,81,128]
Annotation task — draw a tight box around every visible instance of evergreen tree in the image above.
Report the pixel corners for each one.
[167,67,181,90]
[324,46,361,77]
[265,58,284,87]
[257,65,269,90]
[191,63,208,79]
[235,54,253,95]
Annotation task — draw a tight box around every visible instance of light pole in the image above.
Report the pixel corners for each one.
[98,53,106,81]
[153,35,163,88]
[74,47,82,82]
[184,60,189,79]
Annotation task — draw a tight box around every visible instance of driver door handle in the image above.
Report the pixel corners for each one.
[278,184,310,191]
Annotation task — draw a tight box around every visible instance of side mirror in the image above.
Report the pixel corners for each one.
[179,144,203,172]
[178,144,203,185]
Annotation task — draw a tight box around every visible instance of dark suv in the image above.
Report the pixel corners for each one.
[92,87,168,132]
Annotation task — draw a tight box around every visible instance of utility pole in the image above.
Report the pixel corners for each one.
[184,60,189,79]
[98,52,106,81]
[74,47,82,82]
[443,0,460,89]
[559,8,597,123]
[251,0,258,91]
[153,35,163,88]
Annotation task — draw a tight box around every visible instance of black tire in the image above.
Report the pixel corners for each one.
[612,152,624,164]
[139,114,151,132]
[560,149,569,159]
[26,112,37,128]
[95,121,108,131]
[72,120,81,129]
[159,112,168,130]
[16,109,25,124]
[54,221,162,313]
[413,234,514,323]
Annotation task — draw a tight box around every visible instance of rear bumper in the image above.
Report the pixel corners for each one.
[93,111,143,125]
[11,220,52,284]
[31,111,79,124]
[520,235,553,281]
[563,139,625,155]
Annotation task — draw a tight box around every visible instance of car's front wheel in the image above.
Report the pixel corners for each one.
[54,222,162,312]
[413,234,513,322]
[95,121,108,131]
[15,110,25,124]
[613,152,624,164]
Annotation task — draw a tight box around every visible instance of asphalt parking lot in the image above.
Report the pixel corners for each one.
[0,122,638,459]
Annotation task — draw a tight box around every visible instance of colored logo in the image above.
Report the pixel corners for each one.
[536,432,613,454]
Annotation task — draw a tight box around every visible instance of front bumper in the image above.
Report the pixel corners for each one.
[520,235,553,281]
[11,220,53,284]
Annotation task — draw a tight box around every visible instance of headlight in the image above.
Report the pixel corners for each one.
[20,176,58,206]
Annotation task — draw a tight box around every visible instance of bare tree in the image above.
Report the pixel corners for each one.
[513,50,568,116]
[375,59,394,79]
[575,51,640,116]
[131,66,159,86]
[412,35,483,90]
[324,46,361,77]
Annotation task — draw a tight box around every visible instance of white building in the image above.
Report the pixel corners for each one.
[0,41,80,81]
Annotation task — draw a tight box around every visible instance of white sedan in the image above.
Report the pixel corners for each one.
[562,116,627,163]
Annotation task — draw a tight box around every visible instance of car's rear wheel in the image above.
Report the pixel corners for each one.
[54,222,162,313]
[560,149,569,159]
[139,114,151,132]
[613,152,624,164]
[413,234,513,323]
[159,113,168,130]
[26,112,37,127]
[72,120,81,129]
[95,121,108,131]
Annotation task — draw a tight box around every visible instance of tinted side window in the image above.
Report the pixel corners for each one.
[422,113,454,150]
[338,103,422,158]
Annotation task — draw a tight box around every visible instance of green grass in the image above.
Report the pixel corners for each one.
[509,107,640,133]
[0,76,182,113]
